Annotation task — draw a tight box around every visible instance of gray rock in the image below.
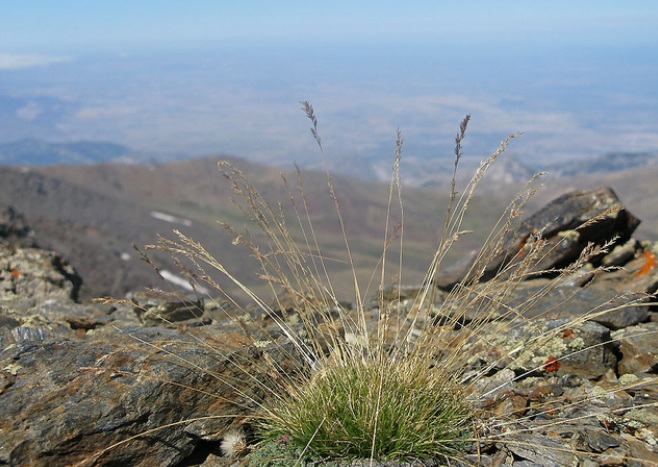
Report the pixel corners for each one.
[438,187,640,290]
[0,329,299,466]
[612,322,658,375]
[505,434,579,466]
[589,242,658,294]
[450,281,648,330]
[601,238,638,267]
[584,428,621,452]
[0,243,81,303]
[464,316,616,383]
[130,289,207,326]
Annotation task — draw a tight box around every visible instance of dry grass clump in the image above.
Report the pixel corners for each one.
[137,103,656,465]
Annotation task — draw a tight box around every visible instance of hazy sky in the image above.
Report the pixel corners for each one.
[3,2,657,51]
[1,2,657,177]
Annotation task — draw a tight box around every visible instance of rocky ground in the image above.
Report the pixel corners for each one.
[1,187,658,466]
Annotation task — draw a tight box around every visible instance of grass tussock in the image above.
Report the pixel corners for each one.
[261,349,472,460]
[127,102,658,466]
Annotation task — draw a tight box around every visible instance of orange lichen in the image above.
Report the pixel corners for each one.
[634,249,656,277]
[514,228,537,259]
[562,329,575,339]
[543,356,561,373]
[10,269,21,278]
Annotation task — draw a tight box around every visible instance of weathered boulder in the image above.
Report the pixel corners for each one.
[0,240,89,349]
[0,204,299,465]
[505,434,580,466]
[437,187,641,289]
[500,282,648,329]
[589,240,658,294]
[129,289,208,326]
[1,242,82,304]
[461,317,617,381]
[0,325,297,466]
[612,322,658,375]
[436,280,649,330]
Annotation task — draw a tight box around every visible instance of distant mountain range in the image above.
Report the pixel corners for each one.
[0,139,136,165]
[0,139,181,165]
[542,151,658,177]
[1,138,657,187]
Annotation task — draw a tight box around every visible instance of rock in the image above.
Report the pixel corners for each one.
[1,243,82,303]
[130,289,208,326]
[0,327,300,466]
[612,322,658,375]
[0,234,98,347]
[583,428,621,453]
[448,281,648,330]
[627,439,658,467]
[504,434,579,466]
[589,242,658,294]
[505,283,648,330]
[464,317,616,381]
[601,239,638,267]
[438,187,640,289]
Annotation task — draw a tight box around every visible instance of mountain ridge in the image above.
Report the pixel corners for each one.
[2,137,658,187]
[1,155,506,301]
[0,138,137,165]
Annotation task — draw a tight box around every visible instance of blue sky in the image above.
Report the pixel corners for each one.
[2,1,657,51]
[1,2,657,179]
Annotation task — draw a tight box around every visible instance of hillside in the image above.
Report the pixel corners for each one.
[2,152,658,303]
[0,156,510,302]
